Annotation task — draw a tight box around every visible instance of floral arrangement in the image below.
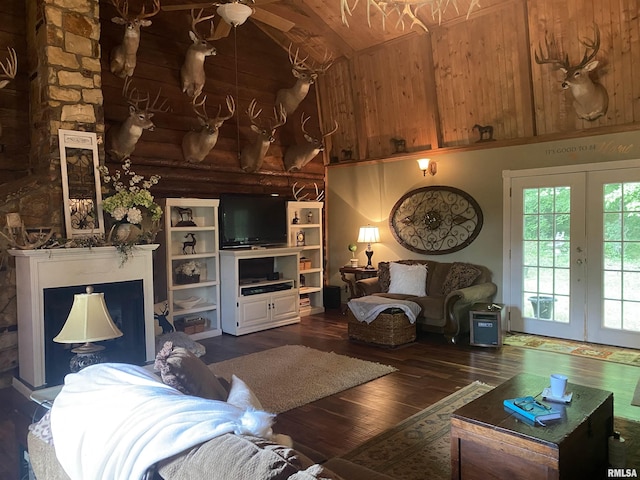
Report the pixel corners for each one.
[98,159,163,225]
[175,261,201,277]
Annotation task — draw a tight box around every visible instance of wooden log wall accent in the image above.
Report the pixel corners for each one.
[354,34,438,159]
[0,0,29,187]
[432,0,534,146]
[99,0,324,200]
[528,0,640,134]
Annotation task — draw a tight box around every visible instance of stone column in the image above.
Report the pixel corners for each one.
[25,0,104,230]
[0,0,105,388]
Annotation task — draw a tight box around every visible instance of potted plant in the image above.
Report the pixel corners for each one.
[175,260,201,284]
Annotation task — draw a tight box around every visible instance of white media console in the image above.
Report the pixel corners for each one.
[219,247,302,335]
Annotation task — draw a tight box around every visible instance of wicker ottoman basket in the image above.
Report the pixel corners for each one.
[347,308,416,347]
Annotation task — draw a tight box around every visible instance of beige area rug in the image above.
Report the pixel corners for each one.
[342,382,640,480]
[208,345,396,413]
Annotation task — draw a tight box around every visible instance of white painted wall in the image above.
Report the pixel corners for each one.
[326,131,640,303]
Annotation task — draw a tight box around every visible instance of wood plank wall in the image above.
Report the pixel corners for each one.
[99,0,325,200]
[0,1,29,185]
[318,0,640,162]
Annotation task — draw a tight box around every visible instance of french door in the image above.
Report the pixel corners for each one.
[504,161,640,349]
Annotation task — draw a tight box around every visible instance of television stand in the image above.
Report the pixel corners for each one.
[220,247,302,335]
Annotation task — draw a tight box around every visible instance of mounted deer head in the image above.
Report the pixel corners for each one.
[0,46,17,138]
[284,114,338,172]
[275,45,333,117]
[535,23,608,121]
[182,93,235,163]
[180,9,217,98]
[240,99,287,173]
[109,0,161,79]
[0,47,17,90]
[106,77,170,160]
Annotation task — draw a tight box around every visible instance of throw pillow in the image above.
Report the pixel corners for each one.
[227,374,263,410]
[441,262,482,296]
[155,331,205,357]
[388,262,428,296]
[154,341,228,401]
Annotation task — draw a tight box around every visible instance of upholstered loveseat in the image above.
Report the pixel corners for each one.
[355,260,497,343]
[26,342,393,480]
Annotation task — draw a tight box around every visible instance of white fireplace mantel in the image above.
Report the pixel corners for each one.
[10,245,158,393]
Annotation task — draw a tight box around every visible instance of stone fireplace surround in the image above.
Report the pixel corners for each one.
[10,244,158,396]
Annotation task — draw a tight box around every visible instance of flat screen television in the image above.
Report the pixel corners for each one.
[219,193,288,249]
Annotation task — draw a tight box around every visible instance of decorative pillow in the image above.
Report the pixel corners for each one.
[28,411,53,446]
[154,341,228,401]
[155,331,205,357]
[388,262,428,296]
[441,262,482,295]
[227,374,263,410]
[154,300,174,335]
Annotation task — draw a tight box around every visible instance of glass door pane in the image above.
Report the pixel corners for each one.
[509,173,585,340]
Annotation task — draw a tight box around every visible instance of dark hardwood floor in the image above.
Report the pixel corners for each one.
[2,309,639,479]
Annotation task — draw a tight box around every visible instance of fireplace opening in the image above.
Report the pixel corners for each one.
[43,280,146,386]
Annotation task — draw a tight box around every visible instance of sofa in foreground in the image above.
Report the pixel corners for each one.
[26,343,393,480]
[356,260,497,343]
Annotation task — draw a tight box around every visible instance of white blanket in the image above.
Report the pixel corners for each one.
[348,295,420,324]
[50,363,277,480]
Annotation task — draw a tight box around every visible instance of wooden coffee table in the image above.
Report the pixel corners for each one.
[450,373,613,479]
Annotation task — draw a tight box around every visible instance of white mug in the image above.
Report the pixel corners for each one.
[550,373,568,397]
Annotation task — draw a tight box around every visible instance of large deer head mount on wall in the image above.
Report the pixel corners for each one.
[0,47,17,138]
[109,0,161,79]
[284,114,338,172]
[534,23,608,121]
[180,9,218,98]
[182,93,235,163]
[275,45,333,117]
[106,77,170,160]
[240,99,286,173]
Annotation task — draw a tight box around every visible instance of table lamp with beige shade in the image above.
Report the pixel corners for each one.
[53,286,123,373]
[358,225,380,269]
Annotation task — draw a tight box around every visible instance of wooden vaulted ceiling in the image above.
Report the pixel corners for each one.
[161,0,505,63]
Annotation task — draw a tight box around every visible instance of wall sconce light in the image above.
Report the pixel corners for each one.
[417,158,437,176]
[53,286,123,373]
[357,225,380,269]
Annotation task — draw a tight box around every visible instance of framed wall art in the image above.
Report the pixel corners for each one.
[389,185,483,255]
[58,129,105,238]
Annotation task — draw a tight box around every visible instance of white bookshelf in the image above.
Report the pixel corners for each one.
[156,198,221,340]
[287,201,325,316]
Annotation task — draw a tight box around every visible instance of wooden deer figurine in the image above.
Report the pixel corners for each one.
[275,45,333,116]
[284,114,338,172]
[180,9,218,98]
[535,23,608,121]
[106,77,170,160]
[240,99,287,173]
[182,93,235,163]
[109,0,161,79]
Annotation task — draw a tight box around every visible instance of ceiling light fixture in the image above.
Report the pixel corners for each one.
[339,0,481,32]
[217,3,252,27]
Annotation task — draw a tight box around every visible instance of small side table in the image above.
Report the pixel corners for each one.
[339,266,378,300]
[469,303,504,347]
[30,385,63,410]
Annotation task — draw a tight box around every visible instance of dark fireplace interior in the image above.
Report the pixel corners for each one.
[44,280,146,386]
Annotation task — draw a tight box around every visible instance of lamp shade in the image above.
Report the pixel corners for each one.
[217,3,253,26]
[53,286,123,344]
[357,225,380,244]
